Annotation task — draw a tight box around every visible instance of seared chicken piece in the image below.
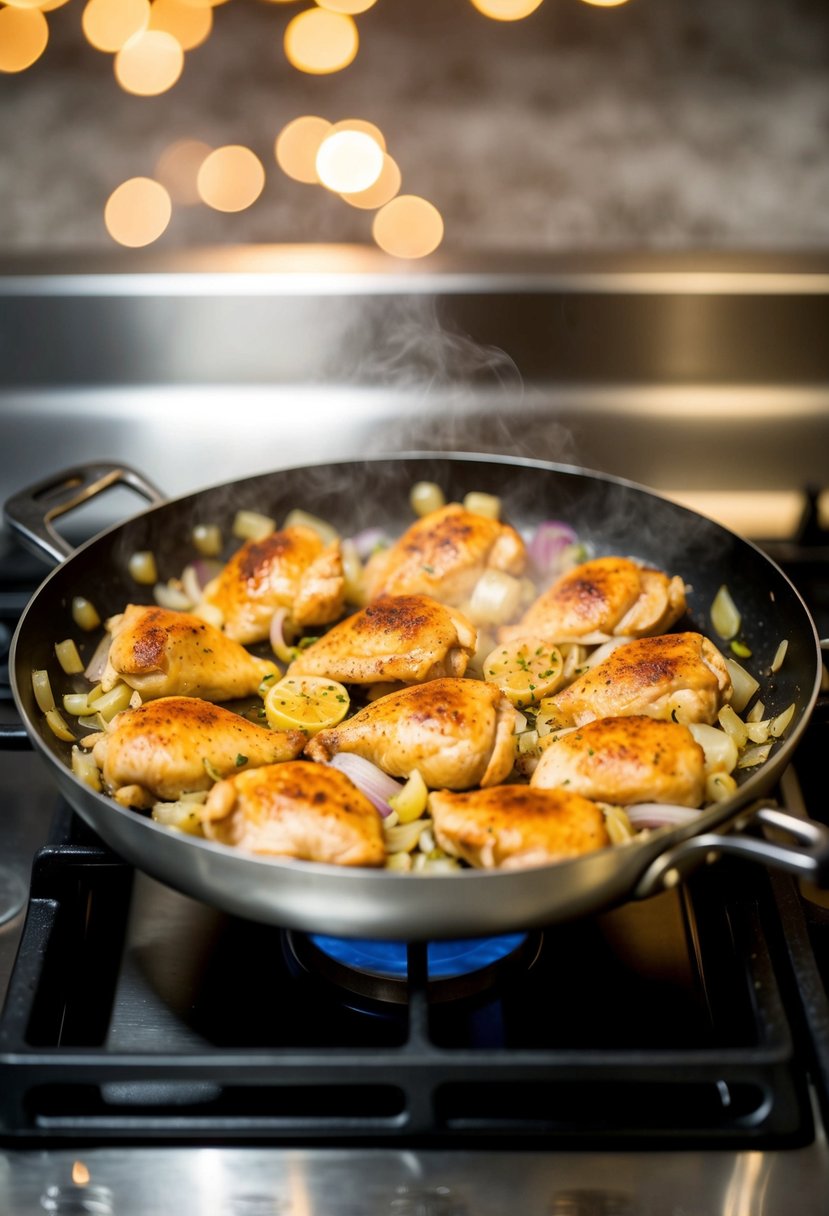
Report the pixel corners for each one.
[305,677,517,790]
[200,761,385,866]
[500,556,686,645]
[531,715,706,807]
[100,604,276,702]
[430,785,610,870]
[364,504,526,605]
[549,632,732,727]
[202,525,344,644]
[87,697,305,804]
[288,594,477,685]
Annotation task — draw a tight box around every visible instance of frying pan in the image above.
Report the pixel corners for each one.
[5,454,827,940]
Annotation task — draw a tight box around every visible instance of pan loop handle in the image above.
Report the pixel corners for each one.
[3,462,165,566]
[634,800,829,899]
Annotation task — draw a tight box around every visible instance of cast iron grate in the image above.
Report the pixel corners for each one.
[0,816,814,1148]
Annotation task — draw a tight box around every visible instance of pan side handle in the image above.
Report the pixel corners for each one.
[634,802,829,898]
[3,462,165,565]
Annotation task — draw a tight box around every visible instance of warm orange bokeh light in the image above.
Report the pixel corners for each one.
[579,0,630,6]
[197,145,266,212]
[316,0,378,13]
[174,0,231,8]
[316,130,384,194]
[0,7,48,72]
[328,117,386,152]
[373,195,444,259]
[149,0,213,50]
[274,115,332,183]
[469,0,544,19]
[37,0,73,9]
[283,8,358,75]
[341,153,401,210]
[154,138,212,204]
[82,0,150,53]
[104,177,172,247]
[114,29,184,95]
[71,1163,91,1187]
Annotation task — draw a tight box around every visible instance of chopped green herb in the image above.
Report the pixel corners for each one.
[235,753,248,767]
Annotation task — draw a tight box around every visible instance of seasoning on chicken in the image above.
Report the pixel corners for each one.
[202,525,344,644]
[500,556,686,645]
[531,715,706,807]
[86,696,305,805]
[549,631,732,727]
[288,594,477,685]
[200,761,385,866]
[100,604,276,702]
[304,677,517,790]
[363,503,526,606]
[429,784,610,870]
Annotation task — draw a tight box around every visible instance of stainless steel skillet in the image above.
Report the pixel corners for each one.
[5,454,827,940]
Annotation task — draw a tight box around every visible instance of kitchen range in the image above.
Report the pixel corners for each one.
[1,252,829,1214]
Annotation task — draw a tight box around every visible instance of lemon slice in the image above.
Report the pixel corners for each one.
[263,675,350,735]
[482,637,564,708]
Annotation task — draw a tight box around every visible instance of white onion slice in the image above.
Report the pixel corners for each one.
[626,804,704,829]
[84,634,112,683]
[327,752,403,817]
[269,607,297,664]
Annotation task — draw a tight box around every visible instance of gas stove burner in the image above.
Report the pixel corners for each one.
[284,930,542,1005]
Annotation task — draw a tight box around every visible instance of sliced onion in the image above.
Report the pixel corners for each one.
[626,804,705,829]
[84,634,112,683]
[327,752,402,817]
[527,520,577,576]
[349,527,392,561]
[269,607,297,664]
[723,657,760,713]
[710,584,741,640]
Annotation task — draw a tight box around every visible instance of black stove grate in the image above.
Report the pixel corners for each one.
[0,806,814,1147]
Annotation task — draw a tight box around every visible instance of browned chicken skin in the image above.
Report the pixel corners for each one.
[87,697,305,804]
[364,504,526,605]
[100,604,276,701]
[500,556,686,645]
[202,525,344,643]
[305,677,517,790]
[429,784,610,869]
[288,594,477,685]
[200,761,385,865]
[550,632,732,727]
[531,715,706,807]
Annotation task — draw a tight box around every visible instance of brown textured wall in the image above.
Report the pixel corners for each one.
[1,0,828,253]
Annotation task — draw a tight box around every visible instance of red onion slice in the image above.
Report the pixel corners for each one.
[527,520,578,575]
[348,527,392,561]
[327,752,402,817]
[626,804,704,830]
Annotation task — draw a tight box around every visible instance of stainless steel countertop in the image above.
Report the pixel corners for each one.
[3,1139,829,1215]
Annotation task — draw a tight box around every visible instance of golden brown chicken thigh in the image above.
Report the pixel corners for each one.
[200,761,385,865]
[202,525,344,643]
[87,697,304,805]
[531,715,706,807]
[429,784,610,870]
[363,504,526,605]
[549,632,732,727]
[288,594,477,685]
[100,604,276,702]
[500,556,686,645]
[305,677,517,790]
